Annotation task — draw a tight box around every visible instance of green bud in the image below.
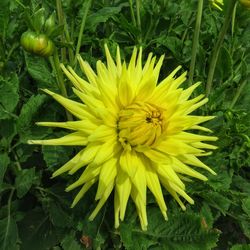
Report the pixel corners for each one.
[44,12,56,36]
[20,31,37,53]
[33,8,46,33]
[20,31,55,57]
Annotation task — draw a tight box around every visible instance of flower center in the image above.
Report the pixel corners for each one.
[117,102,164,149]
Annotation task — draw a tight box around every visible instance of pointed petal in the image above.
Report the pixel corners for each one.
[28,132,87,146]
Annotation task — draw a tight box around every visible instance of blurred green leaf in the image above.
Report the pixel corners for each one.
[86,6,123,32]
[0,74,19,120]
[200,192,231,215]
[24,54,57,91]
[0,153,10,190]
[17,94,47,142]
[242,198,250,218]
[15,168,36,198]
[61,231,82,250]
[42,143,73,171]
[231,244,250,250]
[18,208,59,250]
[0,216,18,250]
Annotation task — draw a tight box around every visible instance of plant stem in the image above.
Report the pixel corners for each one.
[64,20,74,66]
[129,0,137,27]
[231,1,238,36]
[206,0,237,96]
[56,0,67,62]
[2,188,15,250]
[229,79,248,109]
[136,0,142,43]
[52,50,73,120]
[188,0,204,85]
[73,0,92,67]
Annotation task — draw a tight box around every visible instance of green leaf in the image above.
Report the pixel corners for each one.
[0,119,16,150]
[0,216,18,250]
[24,53,57,91]
[15,168,36,198]
[0,153,10,190]
[120,205,220,250]
[156,36,182,59]
[0,0,10,38]
[86,6,123,32]
[0,74,19,120]
[205,153,233,191]
[42,143,73,171]
[61,232,82,250]
[18,208,59,250]
[215,46,233,80]
[200,192,231,215]
[33,8,45,33]
[232,175,250,195]
[17,94,47,142]
[230,244,250,250]
[48,201,72,228]
[242,198,250,218]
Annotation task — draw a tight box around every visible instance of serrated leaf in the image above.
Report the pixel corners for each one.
[25,53,57,91]
[0,216,18,250]
[17,94,46,142]
[61,232,82,250]
[120,205,220,250]
[0,74,19,120]
[201,192,231,215]
[15,168,36,198]
[232,175,250,195]
[205,153,233,191]
[0,153,10,190]
[42,143,73,171]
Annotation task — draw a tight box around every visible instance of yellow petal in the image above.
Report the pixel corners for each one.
[71,177,97,207]
[144,158,167,219]
[116,171,132,221]
[95,158,117,200]
[28,132,87,146]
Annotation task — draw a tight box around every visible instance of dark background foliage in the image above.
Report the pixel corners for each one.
[0,0,249,249]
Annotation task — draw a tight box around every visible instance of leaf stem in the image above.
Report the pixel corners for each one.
[206,0,237,96]
[73,0,92,67]
[51,50,73,120]
[229,79,248,109]
[129,0,137,27]
[56,0,67,62]
[3,188,15,250]
[136,0,142,43]
[188,0,204,85]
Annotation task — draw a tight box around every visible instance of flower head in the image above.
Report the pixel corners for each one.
[28,45,217,230]
[210,0,224,11]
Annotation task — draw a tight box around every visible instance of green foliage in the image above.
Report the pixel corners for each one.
[0,0,249,249]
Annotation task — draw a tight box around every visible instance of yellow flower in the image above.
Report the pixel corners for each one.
[28,45,217,230]
[210,0,224,11]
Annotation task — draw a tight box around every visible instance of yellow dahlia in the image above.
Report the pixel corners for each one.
[210,0,224,11]
[28,45,217,230]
